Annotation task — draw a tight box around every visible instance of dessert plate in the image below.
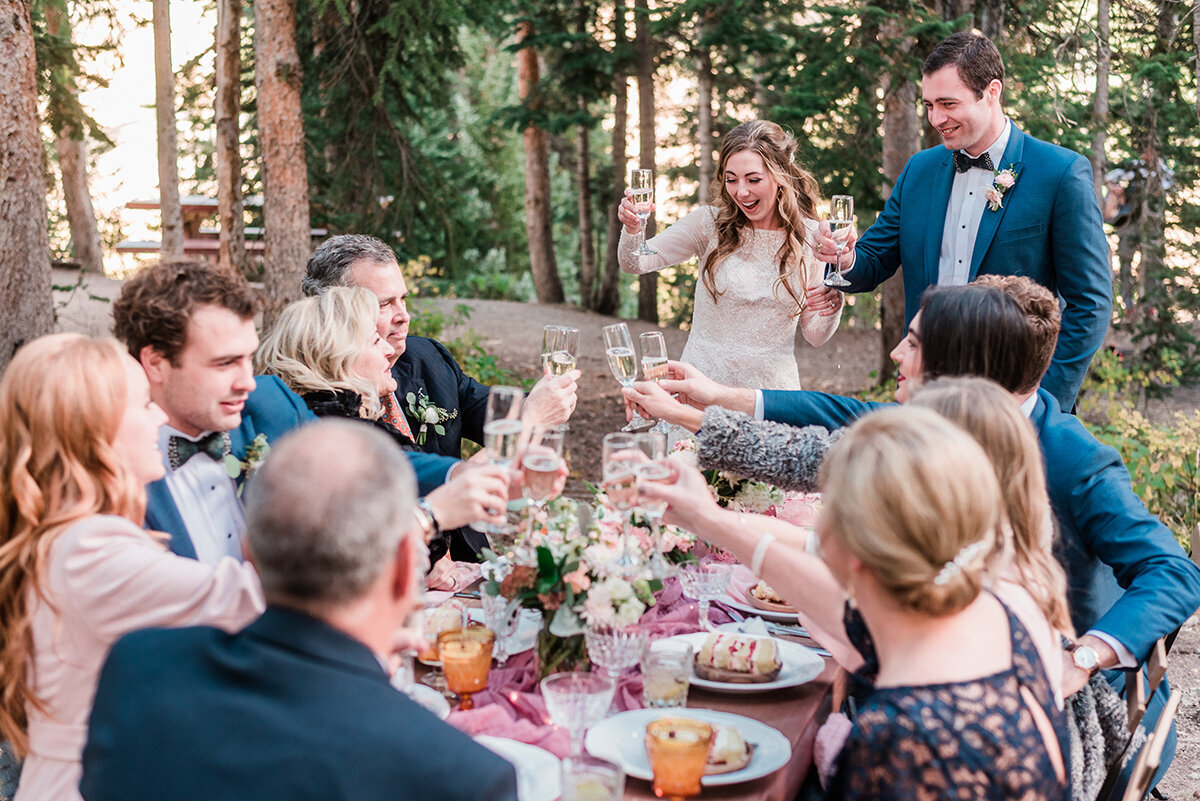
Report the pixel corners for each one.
[475,736,561,801]
[661,632,825,694]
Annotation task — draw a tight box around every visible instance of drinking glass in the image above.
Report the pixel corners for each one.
[438,626,495,711]
[540,672,616,757]
[585,625,647,682]
[633,431,672,577]
[541,325,563,375]
[630,168,657,256]
[602,323,650,432]
[602,432,644,573]
[640,642,693,709]
[544,326,580,378]
[477,386,524,535]
[823,194,854,288]
[638,331,671,434]
[560,754,625,801]
[645,718,713,801]
[416,602,467,696]
[522,425,565,535]
[480,590,522,665]
[677,562,734,631]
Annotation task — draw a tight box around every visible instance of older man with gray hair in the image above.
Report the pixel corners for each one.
[80,421,519,801]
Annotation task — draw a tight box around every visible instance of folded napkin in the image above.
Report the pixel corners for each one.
[448,700,571,758]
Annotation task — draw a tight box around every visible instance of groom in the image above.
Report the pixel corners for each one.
[814,31,1111,411]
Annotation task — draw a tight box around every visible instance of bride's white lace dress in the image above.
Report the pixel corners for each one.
[619,206,840,390]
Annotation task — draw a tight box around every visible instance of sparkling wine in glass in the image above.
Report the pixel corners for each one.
[522,425,564,536]
[544,326,580,377]
[603,323,650,432]
[633,431,672,577]
[630,168,658,256]
[638,331,671,434]
[541,325,563,375]
[602,431,643,572]
[477,386,523,535]
[824,194,854,288]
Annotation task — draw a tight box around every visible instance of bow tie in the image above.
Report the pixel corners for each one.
[953,151,995,173]
[168,432,231,471]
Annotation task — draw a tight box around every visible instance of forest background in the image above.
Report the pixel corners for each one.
[1,0,1199,551]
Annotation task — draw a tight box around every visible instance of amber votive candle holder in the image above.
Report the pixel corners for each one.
[644,717,713,800]
[438,625,495,710]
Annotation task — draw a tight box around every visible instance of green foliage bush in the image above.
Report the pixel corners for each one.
[405,299,523,391]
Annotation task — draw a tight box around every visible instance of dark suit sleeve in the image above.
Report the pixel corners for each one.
[1041,155,1113,409]
[761,390,889,430]
[1061,439,1200,661]
[843,158,912,293]
[427,339,490,447]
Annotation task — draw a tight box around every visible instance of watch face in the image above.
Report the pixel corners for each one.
[1073,645,1100,671]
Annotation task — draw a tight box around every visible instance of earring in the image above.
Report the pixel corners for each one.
[845,579,857,610]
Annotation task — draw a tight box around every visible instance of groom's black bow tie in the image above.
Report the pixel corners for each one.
[168,431,231,470]
[953,151,995,173]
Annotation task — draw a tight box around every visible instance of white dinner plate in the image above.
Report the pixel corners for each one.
[475,735,562,801]
[657,632,826,693]
[392,681,451,720]
[720,591,802,624]
[584,708,791,786]
[467,607,540,655]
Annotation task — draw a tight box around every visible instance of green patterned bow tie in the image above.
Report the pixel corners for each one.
[168,432,232,471]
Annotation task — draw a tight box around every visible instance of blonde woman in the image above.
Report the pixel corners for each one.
[617,120,841,390]
[642,407,1067,799]
[0,335,263,801]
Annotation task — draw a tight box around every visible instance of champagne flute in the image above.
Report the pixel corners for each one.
[633,431,672,577]
[546,327,579,377]
[522,425,565,537]
[477,386,523,535]
[824,194,854,288]
[602,432,643,573]
[630,168,658,256]
[603,322,650,432]
[541,325,563,375]
[638,331,671,434]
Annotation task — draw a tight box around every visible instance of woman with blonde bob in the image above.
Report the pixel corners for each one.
[641,407,1067,799]
[0,335,262,801]
[616,120,841,390]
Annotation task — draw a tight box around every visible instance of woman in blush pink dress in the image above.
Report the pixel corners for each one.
[0,334,264,801]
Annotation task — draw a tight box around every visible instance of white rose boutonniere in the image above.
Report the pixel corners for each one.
[405,389,458,446]
[224,433,270,497]
[987,167,1018,211]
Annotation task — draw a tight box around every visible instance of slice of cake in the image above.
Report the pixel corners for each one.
[694,632,782,683]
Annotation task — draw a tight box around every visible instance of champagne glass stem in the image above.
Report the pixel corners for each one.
[698,598,713,631]
[570,731,585,758]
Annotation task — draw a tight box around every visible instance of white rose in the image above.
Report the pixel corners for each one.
[424,407,440,424]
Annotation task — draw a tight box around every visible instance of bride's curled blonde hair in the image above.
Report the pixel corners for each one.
[0,334,147,757]
[819,406,1003,617]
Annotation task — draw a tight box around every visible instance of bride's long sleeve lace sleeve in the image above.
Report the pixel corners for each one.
[799,221,842,347]
[618,207,716,275]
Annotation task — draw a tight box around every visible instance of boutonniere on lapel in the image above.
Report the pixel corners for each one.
[224,433,270,497]
[986,167,1018,212]
[405,389,458,446]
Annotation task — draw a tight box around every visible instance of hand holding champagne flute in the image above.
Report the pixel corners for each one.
[603,323,651,432]
[638,331,671,433]
[522,425,565,536]
[629,168,658,256]
[602,432,643,572]
[478,387,523,534]
[823,194,854,288]
[543,326,580,377]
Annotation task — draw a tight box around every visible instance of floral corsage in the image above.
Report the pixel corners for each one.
[985,167,1017,211]
[405,389,458,445]
[224,433,270,497]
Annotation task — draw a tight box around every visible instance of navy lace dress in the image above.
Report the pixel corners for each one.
[828,599,1070,800]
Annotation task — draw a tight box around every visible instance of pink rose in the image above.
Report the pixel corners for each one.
[995,171,1016,188]
[563,567,591,593]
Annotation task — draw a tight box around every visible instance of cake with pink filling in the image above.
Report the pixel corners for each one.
[694,632,782,683]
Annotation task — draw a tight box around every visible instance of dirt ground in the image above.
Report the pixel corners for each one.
[51,272,1200,797]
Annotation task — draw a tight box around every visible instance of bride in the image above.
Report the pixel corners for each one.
[617,120,842,390]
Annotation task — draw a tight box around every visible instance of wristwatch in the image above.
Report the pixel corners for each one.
[1067,642,1101,676]
[413,498,440,545]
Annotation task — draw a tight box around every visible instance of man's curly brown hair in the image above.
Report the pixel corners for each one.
[112,261,260,365]
[972,275,1062,392]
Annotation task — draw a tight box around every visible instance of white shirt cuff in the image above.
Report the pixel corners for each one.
[753,390,765,421]
[1087,629,1138,669]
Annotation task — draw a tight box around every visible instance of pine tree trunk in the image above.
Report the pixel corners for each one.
[44,0,103,273]
[153,0,184,258]
[516,21,564,305]
[216,0,247,275]
[598,3,627,316]
[254,0,310,329]
[696,17,714,206]
[577,110,597,309]
[879,28,919,384]
[1089,0,1110,205]
[0,0,54,369]
[1194,0,1199,121]
[634,0,657,323]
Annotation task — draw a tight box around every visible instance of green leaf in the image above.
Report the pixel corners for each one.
[406,392,417,405]
[224,454,242,479]
[434,424,445,435]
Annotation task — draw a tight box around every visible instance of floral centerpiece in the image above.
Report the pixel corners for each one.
[483,498,663,678]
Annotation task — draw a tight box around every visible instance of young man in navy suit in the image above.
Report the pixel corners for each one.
[304,235,580,559]
[112,260,510,563]
[810,32,1112,411]
[81,421,519,801]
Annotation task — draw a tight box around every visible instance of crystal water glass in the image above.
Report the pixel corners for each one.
[585,626,647,681]
[561,754,625,801]
[480,590,522,665]
[677,562,733,631]
[540,672,616,757]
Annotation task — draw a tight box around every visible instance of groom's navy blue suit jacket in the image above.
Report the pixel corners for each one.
[145,376,459,559]
[760,387,1200,661]
[845,125,1113,410]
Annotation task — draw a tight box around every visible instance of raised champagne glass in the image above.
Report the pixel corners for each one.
[522,425,565,537]
[633,430,672,577]
[630,168,657,256]
[477,386,523,535]
[541,325,563,375]
[602,431,643,573]
[603,322,650,432]
[823,194,854,288]
[545,326,580,378]
[638,330,671,434]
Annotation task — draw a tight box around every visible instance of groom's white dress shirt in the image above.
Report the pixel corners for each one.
[938,119,1012,286]
[158,426,246,565]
